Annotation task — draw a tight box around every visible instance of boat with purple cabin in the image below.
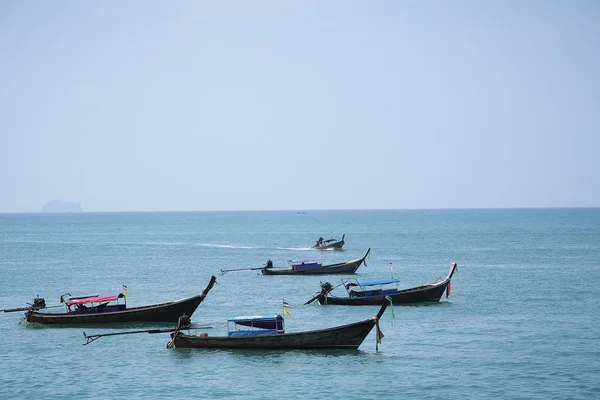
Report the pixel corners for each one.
[260,248,370,275]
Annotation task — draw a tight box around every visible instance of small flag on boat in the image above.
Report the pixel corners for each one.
[377,326,385,343]
[123,284,129,298]
[283,299,291,317]
[389,262,394,278]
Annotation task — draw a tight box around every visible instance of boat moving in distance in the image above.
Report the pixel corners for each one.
[168,296,391,350]
[19,276,217,324]
[308,263,457,305]
[313,233,345,250]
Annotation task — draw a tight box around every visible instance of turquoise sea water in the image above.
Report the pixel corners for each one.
[1,209,599,399]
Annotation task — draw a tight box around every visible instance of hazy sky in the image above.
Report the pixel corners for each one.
[1,1,598,212]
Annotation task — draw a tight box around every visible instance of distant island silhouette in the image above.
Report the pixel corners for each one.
[40,200,84,213]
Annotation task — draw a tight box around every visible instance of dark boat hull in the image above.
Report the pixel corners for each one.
[171,298,389,350]
[262,248,370,276]
[312,241,345,250]
[25,276,217,325]
[320,281,449,305]
[312,234,345,251]
[26,296,204,324]
[172,319,375,349]
[319,263,457,305]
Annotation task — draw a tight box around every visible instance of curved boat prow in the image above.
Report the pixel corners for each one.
[447,262,458,280]
[361,248,371,266]
[376,296,391,320]
[200,276,217,302]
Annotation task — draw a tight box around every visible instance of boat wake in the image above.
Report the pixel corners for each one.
[196,243,263,250]
[3,240,195,246]
[197,244,321,251]
[277,247,316,251]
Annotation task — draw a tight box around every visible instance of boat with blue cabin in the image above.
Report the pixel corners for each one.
[312,262,457,305]
[168,297,390,350]
[227,315,285,337]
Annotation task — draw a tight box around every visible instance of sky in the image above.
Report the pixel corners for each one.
[0,1,598,212]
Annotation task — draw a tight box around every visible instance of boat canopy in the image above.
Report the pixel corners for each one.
[348,279,400,287]
[228,315,284,331]
[67,294,123,306]
[289,257,324,263]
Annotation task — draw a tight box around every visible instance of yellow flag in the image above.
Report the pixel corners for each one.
[283,308,291,317]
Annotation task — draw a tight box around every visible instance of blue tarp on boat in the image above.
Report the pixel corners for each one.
[227,315,284,331]
[349,279,399,287]
[293,262,322,271]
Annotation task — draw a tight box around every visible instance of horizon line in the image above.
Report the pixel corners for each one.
[1,206,599,215]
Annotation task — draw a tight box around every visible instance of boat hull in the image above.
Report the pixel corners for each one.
[24,276,217,325]
[312,241,345,251]
[318,263,457,305]
[262,248,370,276]
[25,295,205,324]
[172,319,375,349]
[320,281,449,305]
[171,299,390,350]
[312,234,345,251]
[172,295,389,350]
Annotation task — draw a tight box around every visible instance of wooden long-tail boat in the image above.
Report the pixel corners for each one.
[168,296,390,350]
[22,276,217,325]
[312,234,345,250]
[259,248,370,276]
[312,262,457,305]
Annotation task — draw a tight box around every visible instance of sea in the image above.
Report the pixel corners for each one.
[0,209,599,399]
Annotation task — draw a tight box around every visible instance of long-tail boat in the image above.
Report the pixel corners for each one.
[20,276,216,325]
[312,234,345,250]
[308,263,457,305]
[219,249,371,276]
[167,296,390,350]
[261,248,370,276]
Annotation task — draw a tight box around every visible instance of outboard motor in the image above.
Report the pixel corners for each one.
[32,297,46,309]
[168,314,192,349]
[176,314,191,330]
[320,282,333,295]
